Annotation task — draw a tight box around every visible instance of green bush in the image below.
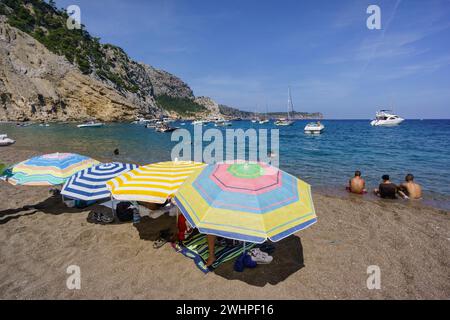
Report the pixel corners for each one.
[156,95,206,115]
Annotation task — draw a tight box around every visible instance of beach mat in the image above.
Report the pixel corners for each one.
[171,233,255,274]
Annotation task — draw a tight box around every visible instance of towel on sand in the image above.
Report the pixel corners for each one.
[171,233,255,273]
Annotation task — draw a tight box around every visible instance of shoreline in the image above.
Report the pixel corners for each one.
[1,145,448,212]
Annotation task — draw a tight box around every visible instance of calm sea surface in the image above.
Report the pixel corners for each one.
[1,120,449,209]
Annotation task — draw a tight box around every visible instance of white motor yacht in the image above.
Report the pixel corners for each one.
[370,110,404,126]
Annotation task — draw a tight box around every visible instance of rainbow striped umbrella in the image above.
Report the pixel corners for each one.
[106,161,206,204]
[61,162,138,201]
[7,153,98,186]
[174,162,317,243]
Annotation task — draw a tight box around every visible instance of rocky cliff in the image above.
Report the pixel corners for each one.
[0,18,159,122]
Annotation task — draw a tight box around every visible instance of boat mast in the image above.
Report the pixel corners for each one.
[287,87,294,120]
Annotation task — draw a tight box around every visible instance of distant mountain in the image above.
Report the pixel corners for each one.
[218,104,253,119]
[267,111,323,120]
[219,104,323,120]
[0,0,219,121]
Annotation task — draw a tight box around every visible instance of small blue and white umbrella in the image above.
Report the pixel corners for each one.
[61,162,138,201]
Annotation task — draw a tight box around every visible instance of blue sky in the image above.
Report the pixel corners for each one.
[53,0,450,118]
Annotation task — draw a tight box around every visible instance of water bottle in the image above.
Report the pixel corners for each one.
[132,208,141,224]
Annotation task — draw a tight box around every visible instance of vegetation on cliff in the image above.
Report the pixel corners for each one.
[0,0,142,93]
[156,95,206,116]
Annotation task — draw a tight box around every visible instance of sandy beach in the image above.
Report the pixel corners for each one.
[0,147,449,300]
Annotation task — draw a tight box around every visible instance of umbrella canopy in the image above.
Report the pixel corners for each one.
[174,162,317,244]
[61,162,139,201]
[106,161,206,204]
[7,153,98,186]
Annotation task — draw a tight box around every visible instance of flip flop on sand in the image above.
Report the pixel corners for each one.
[153,238,168,249]
[153,229,173,249]
[87,212,114,225]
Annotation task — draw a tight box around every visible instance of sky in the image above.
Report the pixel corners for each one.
[53,0,450,119]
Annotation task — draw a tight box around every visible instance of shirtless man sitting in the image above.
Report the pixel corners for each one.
[348,170,366,194]
[398,174,422,199]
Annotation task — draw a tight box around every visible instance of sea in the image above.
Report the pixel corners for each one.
[1,119,449,210]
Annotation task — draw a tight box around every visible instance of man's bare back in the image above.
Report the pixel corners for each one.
[401,181,422,199]
[348,171,366,194]
[350,177,366,194]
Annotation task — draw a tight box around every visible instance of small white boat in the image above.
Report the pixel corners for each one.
[155,124,179,133]
[133,118,152,125]
[275,118,294,126]
[39,124,50,127]
[0,134,15,146]
[77,121,104,128]
[370,110,404,126]
[192,120,204,125]
[304,122,325,134]
[259,119,269,124]
[214,119,232,127]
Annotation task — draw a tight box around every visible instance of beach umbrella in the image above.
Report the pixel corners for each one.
[174,161,317,244]
[106,161,206,204]
[6,153,98,186]
[61,162,139,201]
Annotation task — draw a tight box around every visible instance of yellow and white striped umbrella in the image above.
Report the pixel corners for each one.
[106,161,206,204]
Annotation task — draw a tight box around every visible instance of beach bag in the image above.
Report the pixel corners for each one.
[74,199,96,209]
[116,202,134,222]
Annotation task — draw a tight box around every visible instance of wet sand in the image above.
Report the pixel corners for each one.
[0,147,449,299]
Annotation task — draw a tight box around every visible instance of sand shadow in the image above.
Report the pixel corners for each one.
[0,194,92,224]
[133,215,177,241]
[213,236,305,287]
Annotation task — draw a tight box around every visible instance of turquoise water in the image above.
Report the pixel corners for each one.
[1,120,449,209]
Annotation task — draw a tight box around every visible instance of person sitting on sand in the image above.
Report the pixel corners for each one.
[374,175,398,199]
[398,174,422,200]
[347,170,366,194]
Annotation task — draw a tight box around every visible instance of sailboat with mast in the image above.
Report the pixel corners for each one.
[259,104,270,124]
[251,105,259,123]
[275,87,295,126]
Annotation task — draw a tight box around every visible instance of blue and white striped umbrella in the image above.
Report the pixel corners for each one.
[61,162,138,201]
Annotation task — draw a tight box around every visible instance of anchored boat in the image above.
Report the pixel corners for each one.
[304,121,325,134]
[0,134,15,146]
[370,110,404,126]
[77,121,104,128]
[275,87,295,126]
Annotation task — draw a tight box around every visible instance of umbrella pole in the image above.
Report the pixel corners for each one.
[110,194,116,222]
[243,241,246,254]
